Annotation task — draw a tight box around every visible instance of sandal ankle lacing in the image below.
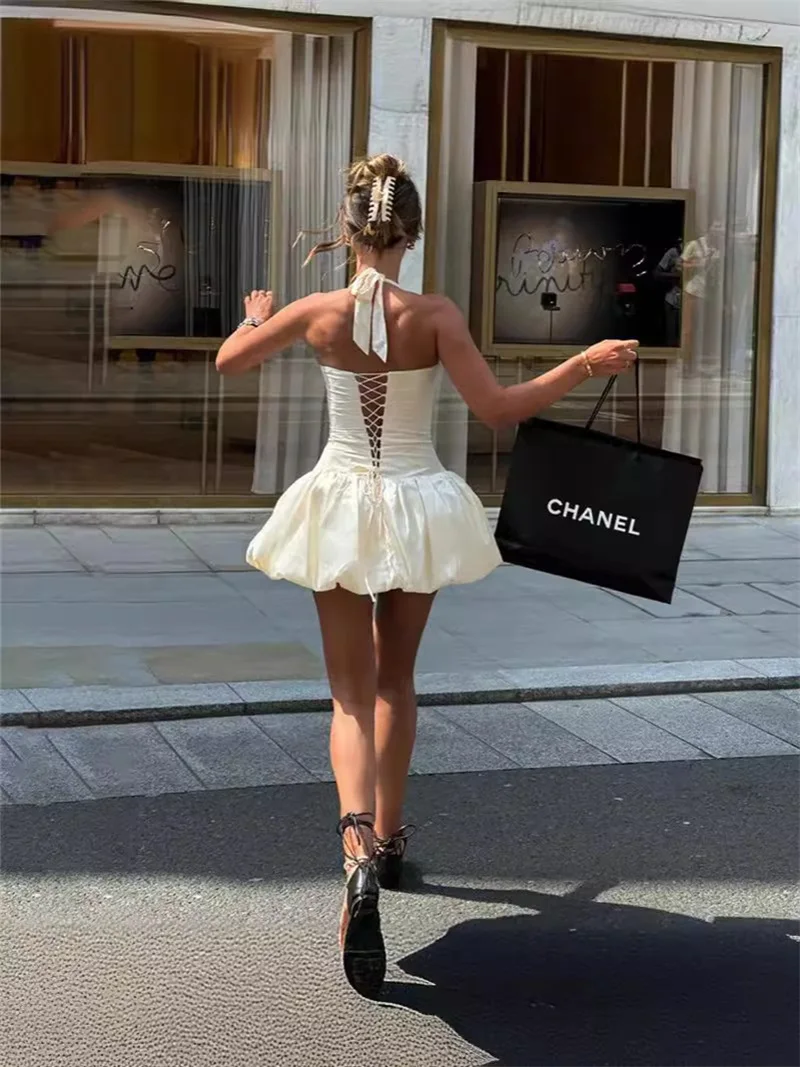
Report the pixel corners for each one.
[375,824,416,859]
[337,812,376,877]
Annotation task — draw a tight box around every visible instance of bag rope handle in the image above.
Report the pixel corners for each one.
[584,358,642,446]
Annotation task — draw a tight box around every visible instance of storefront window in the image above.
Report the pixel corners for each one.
[1,16,356,504]
[433,41,767,501]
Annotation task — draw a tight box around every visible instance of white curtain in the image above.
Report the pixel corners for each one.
[252,33,353,493]
[430,37,479,478]
[664,61,762,493]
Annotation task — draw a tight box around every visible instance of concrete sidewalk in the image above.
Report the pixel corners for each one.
[3,689,799,805]
[1,514,798,723]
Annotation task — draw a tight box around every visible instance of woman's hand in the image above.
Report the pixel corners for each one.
[581,338,639,377]
[244,290,274,323]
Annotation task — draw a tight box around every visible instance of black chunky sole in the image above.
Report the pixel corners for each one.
[375,853,403,891]
[342,895,386,1000]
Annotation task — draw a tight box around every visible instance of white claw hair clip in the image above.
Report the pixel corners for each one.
[380,176,396,222]
[367,178,382,225]
[367,176,397,225]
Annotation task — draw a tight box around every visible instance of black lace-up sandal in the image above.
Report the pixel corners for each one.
[374,824,416,891]
[337,812,386,1000]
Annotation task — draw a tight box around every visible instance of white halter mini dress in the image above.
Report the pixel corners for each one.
[246,269,501,596]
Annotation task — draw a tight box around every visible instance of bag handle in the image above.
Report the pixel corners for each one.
[585,357,642,445]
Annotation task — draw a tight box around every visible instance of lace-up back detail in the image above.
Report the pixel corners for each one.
[245,276,503,597]
[355,373,388,470]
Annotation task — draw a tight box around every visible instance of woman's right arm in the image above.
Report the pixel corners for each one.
[433,297,638,429]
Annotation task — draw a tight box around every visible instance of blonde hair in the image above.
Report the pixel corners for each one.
[305,154,423,264]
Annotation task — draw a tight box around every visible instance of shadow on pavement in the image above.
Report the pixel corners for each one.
[382,879,800,1066]
[2,757,799,1065]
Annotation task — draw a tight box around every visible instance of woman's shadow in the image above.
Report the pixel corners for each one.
[380,878,799,1067]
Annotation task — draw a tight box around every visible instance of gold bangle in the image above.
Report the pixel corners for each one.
[581,352,593,378]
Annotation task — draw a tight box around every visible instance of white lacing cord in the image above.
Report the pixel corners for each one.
[355,371,389,603]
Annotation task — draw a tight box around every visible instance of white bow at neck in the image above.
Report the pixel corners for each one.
[349,267,398,363]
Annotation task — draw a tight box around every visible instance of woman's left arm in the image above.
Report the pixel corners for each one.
[216,290,321,376]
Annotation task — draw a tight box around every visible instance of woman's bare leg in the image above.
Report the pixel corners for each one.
[373,589,435,840]
[314,586,380,949]
[314,586,378,840]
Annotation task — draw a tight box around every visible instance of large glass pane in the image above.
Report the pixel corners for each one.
[464,50,764,499]
[1,18,355,505]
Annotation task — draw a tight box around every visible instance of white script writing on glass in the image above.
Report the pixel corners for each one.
[547,499,641,536]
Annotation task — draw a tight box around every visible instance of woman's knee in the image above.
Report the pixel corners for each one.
[376,675,416,708]
[329,671,377,712]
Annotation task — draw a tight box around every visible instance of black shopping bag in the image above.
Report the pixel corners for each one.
[495,364,703,603]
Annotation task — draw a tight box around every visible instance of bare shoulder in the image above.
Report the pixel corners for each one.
[421,293,468,332]
[298,289,348,311]
[283,288,350,324]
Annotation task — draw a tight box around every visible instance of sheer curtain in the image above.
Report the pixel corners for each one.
[430,37,478,478]
[252,32,353,493]
[663,61,762,493]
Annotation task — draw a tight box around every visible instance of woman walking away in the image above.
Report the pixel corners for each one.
[216,154,638,1000]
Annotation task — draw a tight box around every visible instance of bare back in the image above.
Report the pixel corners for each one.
[305,284,442,374]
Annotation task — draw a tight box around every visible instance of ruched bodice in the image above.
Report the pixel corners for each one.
[246,269,501,597]
[320,365,445,479]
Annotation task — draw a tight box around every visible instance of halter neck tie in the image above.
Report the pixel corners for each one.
[349,267,394,363]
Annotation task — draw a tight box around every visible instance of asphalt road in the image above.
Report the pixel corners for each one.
[2,757,799,1067]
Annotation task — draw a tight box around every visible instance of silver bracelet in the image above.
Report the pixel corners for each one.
[238,316,264,329]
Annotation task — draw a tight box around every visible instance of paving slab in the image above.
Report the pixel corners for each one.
[0,528,84,573]
[752,582,800,608]
[46,526,208,573]
[4,598,273,648]
[611,694,800,758]
[171,526,258,569]
[739,614,800,644]
[692,691,800,747]
[144,642,325,684]
[530,587,653,623]
[686,526,800,559]
[0,730,93,804]
[436,703,615,768]
[413,628,502,674]
[754,516,800,538]
[47,723,204,798]
[156,717,315,789]
[677,558,800,585]
[409,710,518,775]
[526,699,708,763]
[0,572,242,604]
[597,616,798,660]
[683,583,799,615]
[609,589,724,619]
[453,624,656,670]
[431,596,582,639]
[253,711,334,781]
[1,646,160,689]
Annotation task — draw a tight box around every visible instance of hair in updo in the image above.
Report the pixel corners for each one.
[305,154,423,264]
